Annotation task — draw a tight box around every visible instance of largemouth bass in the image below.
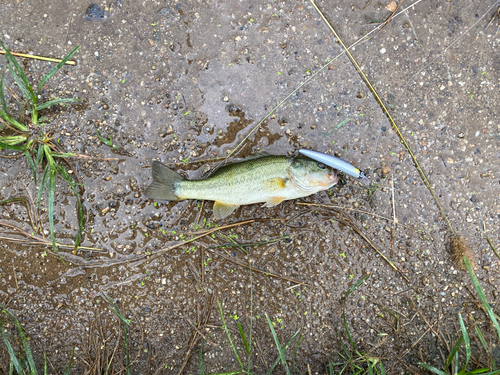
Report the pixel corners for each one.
[145,155,339,219]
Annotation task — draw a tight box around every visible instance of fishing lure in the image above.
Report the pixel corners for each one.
[298,149,368,182]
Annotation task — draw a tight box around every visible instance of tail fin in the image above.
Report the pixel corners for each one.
[145,161,184,201]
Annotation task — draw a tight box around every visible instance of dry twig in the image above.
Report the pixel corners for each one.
[0,49,77,65]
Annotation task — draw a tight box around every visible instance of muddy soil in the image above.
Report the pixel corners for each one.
[1,0,499,373]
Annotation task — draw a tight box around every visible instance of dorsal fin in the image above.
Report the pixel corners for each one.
[205,153,276,178]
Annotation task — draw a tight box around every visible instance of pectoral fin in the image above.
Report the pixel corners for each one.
[266,196,286,207]
[213,201,239,220]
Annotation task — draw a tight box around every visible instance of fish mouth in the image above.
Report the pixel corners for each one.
[288,169,340,191]
[325,172,340,186]
[314,173,339,188]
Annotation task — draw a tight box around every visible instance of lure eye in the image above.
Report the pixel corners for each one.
[317,162,325,169]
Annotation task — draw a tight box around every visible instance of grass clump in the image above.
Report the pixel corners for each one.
[326,274,387,375]
[202,300,302,375]
[418,257,500,374]
[0,41,83,255]
[0,296,135,374]
[102,292,132,375]
[0,305,74,375]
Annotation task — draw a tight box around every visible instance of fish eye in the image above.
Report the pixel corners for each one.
[317,162,325,169]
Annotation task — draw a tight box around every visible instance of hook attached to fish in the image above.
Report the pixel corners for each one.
[298,149,369,183]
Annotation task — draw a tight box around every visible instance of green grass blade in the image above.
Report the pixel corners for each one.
[96,129,115,147]
[378,360,386,375]
[265,313,290,375]
[445,334,464,369]
[36,163,50,209]
[0,42,35,102]
[339,333,350,357]
[465,257,500,341]
[102,292,131,375]
[54,163,84,247]
[36,144,44,167]
[292,334,304,375]
[343,274,370,349]
[0,141,25,151]
[0,113,27,131]
[75,194,84,248]
[236,322,250,356]
[9,312,38,375]
[36,98,81,111]
[0,66,27,131]
[64,346,75,375]
[44,353,47,375]
[43,145,60,253]
[199,334,211,375]
[0,317,23,374]
[7,63,33,105]
[327,362,334,375]
[265,329,300,375]
[51,152,75,158]
[25,150,37,184]
[124,324,130,375]
[475,325,497,369]
[458,313,471,370]
[466,369,496,374]
[102,292,131,326]
[417,363,446,375]
[474,325,488,352]
[37,46,80,95]
[96,129,121,150]
[0,135,28,145]
[217,300,244,370]
[107,305,130,325]
[0,198,27,206]
[1,66,10,115]
[48,165,57,252]
[487,237,500,261]
[5,62,32,103]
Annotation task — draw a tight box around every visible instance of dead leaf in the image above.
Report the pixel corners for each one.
[385,0,397,12]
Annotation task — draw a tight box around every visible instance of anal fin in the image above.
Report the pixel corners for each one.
[265,196,286,207]
[213,201,239,220]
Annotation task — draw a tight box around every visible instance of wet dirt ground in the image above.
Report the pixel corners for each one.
[1,0,500,373]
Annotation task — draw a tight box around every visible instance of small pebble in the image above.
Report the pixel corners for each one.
[458,132,465,138]
[382,166,391,175]
[470,195,477,202]
[86,4,105,21]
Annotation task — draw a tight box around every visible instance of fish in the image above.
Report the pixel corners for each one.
[145,155,339,219]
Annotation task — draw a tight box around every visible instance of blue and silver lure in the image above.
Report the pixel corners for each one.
[299,149,369,183]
